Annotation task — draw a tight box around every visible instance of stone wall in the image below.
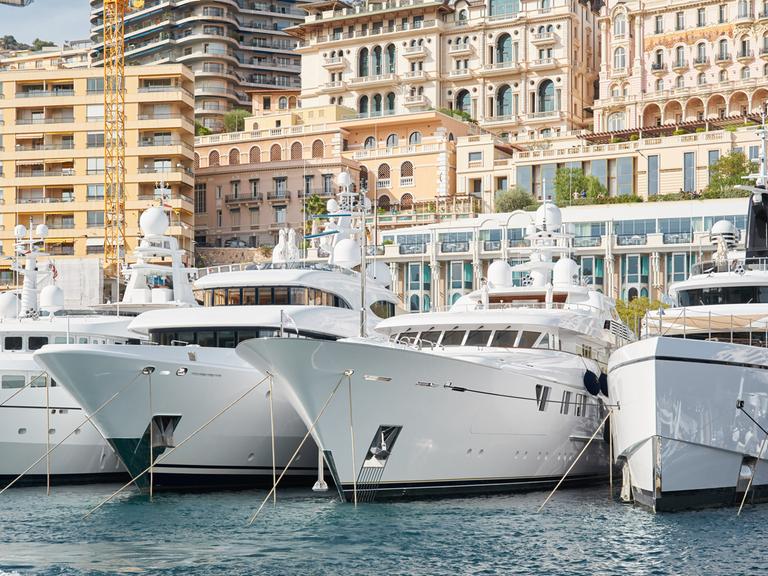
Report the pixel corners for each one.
[195,247,272,268]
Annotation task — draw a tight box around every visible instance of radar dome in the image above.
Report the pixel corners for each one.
[367,261,392,287]
[710,220,739,247]
[552,257,580,286]
[487,260,512,287]
[40,285,64,312]
[535,203,562,232]
[0,292,18,319]
[327,198,340,213]
[139,207,169,237]
[35,224,49,239]
[333,238,361,269]
[13,224,27,239]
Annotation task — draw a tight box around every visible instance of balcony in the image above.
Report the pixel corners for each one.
[449,42,472,55]
[138,138,189,149]
[16,117,75,126]
[138,85,192,97]
[322,56,345,69]
[404,45,427,58]
[225,193,262,203]
[483,240,501,251]
[662,232,693,244]
[15,142,74,151]
[480,61,521,75]
[441,241,470,253]
[138,166,193,176]
[737,49,754,61]
[529,57,558,70]
[376,178,391,189]
[526,110,562,121]
[693,56,709,69]
[448,68,472,79]
[267,191,290,201]
[616,234,647,246]
[18,195,75,204]
[402,70,430,82]
[403,94,429,107]
[651,62,666,74]
[15,89,75,98]
[348,73,397,87]
[400,177,414,187]
[573,236,601,248]
[715,53,731,65]
[399,243,426,255]
[672,59,688,72]
[531,32,555,45]
[16,169,76,178]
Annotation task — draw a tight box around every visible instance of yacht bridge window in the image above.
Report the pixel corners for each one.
[150,326,337,348]
[199,286,351,309]
[677,286,768,306]
[393,328,550,349]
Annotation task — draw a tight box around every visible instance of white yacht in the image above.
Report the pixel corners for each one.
[0,203,196,486]
[237,203,634,501]
[36,192,403,490]
[609,141,768,511]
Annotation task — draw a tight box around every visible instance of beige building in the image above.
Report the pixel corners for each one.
[0,42,92,71]
[594,0,768,132]
[0,63,196,282]
[194,89,479,246]
[291,0,601,141]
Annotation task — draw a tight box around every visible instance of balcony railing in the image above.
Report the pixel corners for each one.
[441,241,470,253]
[651,62,666,71]
[662,232,693,244]
[226,193,262,202]
[399,243,426,255]
[138,166,193,175]
[17,170,76,178]
[267,191,290,200]
[376,178,391,189]
[16,117,75,125]
[616,234,648,246]
[15,142,74,151]
[483,240,501,251]
[18,196,75,204]
[573,236,601,247]
[15,89,75,98]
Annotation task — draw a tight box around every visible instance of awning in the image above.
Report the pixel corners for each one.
[15,159,44,166]
[86,238,104,246]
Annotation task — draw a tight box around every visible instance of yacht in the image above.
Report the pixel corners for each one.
[0,202,196,486]
[236,203,634,501]
[609,134,768,511]
[36,193,403,490]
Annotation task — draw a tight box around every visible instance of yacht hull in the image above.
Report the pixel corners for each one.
[609,336,768,512]
[0,386,125,486]
[35,344,319,490]
[237,338,610,501]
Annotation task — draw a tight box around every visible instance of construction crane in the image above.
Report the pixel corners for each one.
[102,0,144,279]
[0,1,34,6]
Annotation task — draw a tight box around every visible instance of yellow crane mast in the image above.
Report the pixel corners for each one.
[102,0,143,278]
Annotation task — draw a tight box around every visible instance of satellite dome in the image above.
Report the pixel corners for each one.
[14,225,27,239]
[40,285,64,313]
[535,203,562,232]
[552,257,580,286]
[333,238,361,269]
[0,292,18,319]
[367,261,392,287]
[139,207,169,237]
[710,220,737,236]
[327,198,340,213]
[487,260,512,288]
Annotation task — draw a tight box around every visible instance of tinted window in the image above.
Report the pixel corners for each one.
[679,286,768,306]
[518,331,540,348]
[1,375,25,389]
[237,329,259,344]
[28,336,49,350]
[419,331,441,344]
[290,287,307,305]
[4,337,22,351]
[465,330,491,346]
[398,331,417,344]
[371,300,395,319]
[196,331,216,347]
[218,330,237,348]
[242,287,257,306]
[491,330,518,347]
[441,330,465,346]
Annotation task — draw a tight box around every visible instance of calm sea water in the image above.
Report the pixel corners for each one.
[0,484,766,575]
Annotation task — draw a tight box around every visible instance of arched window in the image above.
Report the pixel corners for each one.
[194,153,200,169]
[377,195,390,210]
[290,141,302,160]
[458,9,468,21]
[607,112,625,131]
[497,33,512,63]
[613,12,626,35]
[228,149,239,165]
[386,133,398,148]
[358,48,369,76]
[610,84,620,97]
[408,131,422,145]
[537,80,555,112]
[455,89,471,114]
[270,144,281,161]
[373,93,383,115]
[364,136,376,149]
[718,39,729,59]
[655,79,663,91]
[675,45,685,66]
[448,132,455,142]
[400,192,413,209]
[654,49,664,66]
[400,161,413,177]
[279,96,288,110]
[697,72,706,85]
[312,139,324,158]
[540,0,550,9]
[614,47,626,69]
[208,150,219,167]
[696,42,706,61]
[372,46,383,75]
[423,294,431,312]
[359,95,369,116]
[288,96,297,108]
[719,69,728,81]
[741,66,751,79]
[496,84,512,117]
[385,92,395,113]
[249,146,260,163]
[386,44,396,73]
[378,164,390,188]
[360,166,368,191]
[675,75,684,88]
[409,294,420,312]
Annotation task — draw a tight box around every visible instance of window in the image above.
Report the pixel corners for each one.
[560,391,571,415]
[274,205,287,224]
[87,184,104,200]
[613,13,626,35]
[697,7,706,26]
[1,375,25,389]
[675,75,684,88]
[675,11,684,30]
[87,210,104,228]
[194,183,206,213]
[683,151,695,192]
[675,45,685,67]
[28,336,48,350]
[87,132,104,148]
[87,157,104,175]
[465,330,491,346]
[364,136,376,149]
[4,336,22,351]
[441,330,465,346]
[386,133,398,148]
[87,77,104,93]
[491,330,518,347]
[408,131,422,145]
[738,0,749,17]
[370,300,395,319]
[537,80,555,112]
[607,112,625,131]
[86,104,104,120]
[535,384,550,411]
[741,66,751,79]
[654,15,663,33]
[719,3,727,22]
[468,151,482,163]
[455,90,471,114]
[647,155,659,196]
[497,84,512,117]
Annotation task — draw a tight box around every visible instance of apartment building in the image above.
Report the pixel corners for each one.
[307,197,747,309]
[292,0,601,141]
[0,42,91,71]
[0,64,196,278]
[89,0,304,131]
[194,90,477,246]
[593,0,768,132]
[457,123,764,201]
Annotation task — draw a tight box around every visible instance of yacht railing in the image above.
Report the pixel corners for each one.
[197,261,358,278]
[431,301,601,314]
[643,306,768,346]
[691,258,768,276]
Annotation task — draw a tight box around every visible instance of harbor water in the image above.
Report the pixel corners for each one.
[1,484,767,575]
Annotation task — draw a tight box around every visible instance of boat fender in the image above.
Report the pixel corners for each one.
[583,370,600,396]
[599,373,608,397]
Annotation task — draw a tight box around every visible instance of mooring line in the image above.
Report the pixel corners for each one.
[537,409,612,513]
[445,384,619,409]
[268,374,276,506]
[348,372,357,508]
[0,371,145,495]
[247,371,348,525]
[0,371,48,408]
[84,373,271,519]
[737,402,768,516]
